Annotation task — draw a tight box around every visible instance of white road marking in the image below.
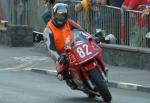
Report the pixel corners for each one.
[0,62,32,71]
[118,82,142,90]
[12,56,49,62]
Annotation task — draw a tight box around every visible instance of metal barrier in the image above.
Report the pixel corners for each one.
[53,2,150,48]
[123,10,149,47]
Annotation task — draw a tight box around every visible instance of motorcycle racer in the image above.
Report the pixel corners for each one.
[44,3,85,89]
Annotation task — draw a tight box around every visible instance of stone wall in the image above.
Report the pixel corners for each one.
[0,25,33,46]
[101,44,150,70]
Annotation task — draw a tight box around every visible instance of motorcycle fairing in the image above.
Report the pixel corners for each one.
[67,40,102,66]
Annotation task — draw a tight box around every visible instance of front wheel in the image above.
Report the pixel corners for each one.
[88,69,112,102]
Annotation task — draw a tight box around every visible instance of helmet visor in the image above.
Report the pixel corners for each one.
[55,13,67,20]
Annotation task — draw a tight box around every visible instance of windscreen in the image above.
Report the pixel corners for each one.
[71,29,87,43]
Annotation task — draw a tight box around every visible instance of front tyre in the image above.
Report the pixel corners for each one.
[88,69,112,102]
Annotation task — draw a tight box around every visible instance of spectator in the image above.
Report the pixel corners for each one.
[142,4,150,16]
[121,0,150,29]
[106,0,124,44]
[122,0,149,10]
[45,0,55,4]
[75,0,107,34]
[121,0,150,47]
[108,0,124,8]
[42,0,56,25]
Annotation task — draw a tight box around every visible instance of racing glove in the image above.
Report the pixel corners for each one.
[57,54,67,66]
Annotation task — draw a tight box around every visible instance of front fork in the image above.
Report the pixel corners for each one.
[100,68,108,82]
[86,67,108,90]
[80,68,108,97]
[81,62,108,90]
[83,61,108,82]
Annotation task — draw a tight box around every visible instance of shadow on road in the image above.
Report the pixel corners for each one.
[58,96,105,103]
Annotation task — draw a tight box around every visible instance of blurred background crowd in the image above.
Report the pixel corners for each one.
[1,0,150,48]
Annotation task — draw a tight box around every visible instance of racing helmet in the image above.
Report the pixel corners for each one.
[52,3,68,28]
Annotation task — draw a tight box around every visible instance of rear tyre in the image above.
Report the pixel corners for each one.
[88,69,112,102]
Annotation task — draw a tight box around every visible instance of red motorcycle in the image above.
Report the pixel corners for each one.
[56,29,112,102]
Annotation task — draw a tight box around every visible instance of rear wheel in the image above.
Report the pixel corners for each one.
[88,69,112,102]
